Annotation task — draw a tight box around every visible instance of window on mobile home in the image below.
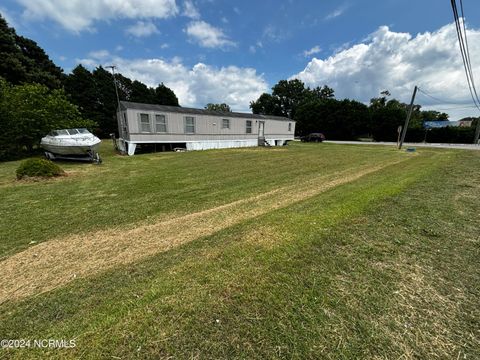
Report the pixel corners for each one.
[288,123,292,132]
[139,113,151,132]
[185,116,195,133]
[155,114,167,132]
[222,119,230,129]
[246,120,252,134]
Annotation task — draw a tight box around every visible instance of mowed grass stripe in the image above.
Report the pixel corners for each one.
[0,156,410,304]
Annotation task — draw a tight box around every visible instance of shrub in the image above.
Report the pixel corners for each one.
[16,158,64,180]
[405,126,476,144]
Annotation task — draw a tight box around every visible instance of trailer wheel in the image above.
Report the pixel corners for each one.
[94,153,102,164]
[44,151,55,160]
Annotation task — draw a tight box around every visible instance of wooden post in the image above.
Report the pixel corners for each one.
[396,125,402,147]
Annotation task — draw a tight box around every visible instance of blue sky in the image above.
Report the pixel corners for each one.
[1,0,480,119]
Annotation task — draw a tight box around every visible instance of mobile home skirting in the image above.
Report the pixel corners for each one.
[122,139,290,155]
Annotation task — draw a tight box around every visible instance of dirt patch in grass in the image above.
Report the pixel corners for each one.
[0,159,407,304]
[15,174,67,183]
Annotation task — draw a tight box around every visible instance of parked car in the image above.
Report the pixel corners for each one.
[301,133,326,142]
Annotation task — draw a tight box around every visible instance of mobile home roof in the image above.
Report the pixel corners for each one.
[119,101,294,122]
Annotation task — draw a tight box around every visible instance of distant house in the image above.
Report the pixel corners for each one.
[117,101,295,155]
[458,119,474,127]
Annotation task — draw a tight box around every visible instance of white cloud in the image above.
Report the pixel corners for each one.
[88,49,110,59]
[303,45,321,57]
[183,0,200,19]
[75,58,97,68]
[184,20,236,48]
[292,22,480,120]
[249,41,264,54]
[75,55,267,111]
[125,21,159,37]
[262,24,289,43]
[324,4,349,21]
[16,0,178,32]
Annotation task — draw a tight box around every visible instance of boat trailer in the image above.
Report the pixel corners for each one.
[44,150,102,164]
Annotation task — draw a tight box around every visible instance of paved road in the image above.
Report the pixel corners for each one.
[324,140,480,151]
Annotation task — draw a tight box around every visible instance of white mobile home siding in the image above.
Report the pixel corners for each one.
[117,101,295,155]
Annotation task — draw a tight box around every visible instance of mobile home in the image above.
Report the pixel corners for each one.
[117,101,295,155]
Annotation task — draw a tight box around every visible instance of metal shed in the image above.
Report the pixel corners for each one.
[117,101,295,155]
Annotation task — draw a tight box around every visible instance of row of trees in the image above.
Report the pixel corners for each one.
[250,79,477,142]
[204,103,231,112]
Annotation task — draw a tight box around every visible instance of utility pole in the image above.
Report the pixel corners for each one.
[398,85,418,149]
[474,118,480,145]
[106,65,121,111]
[106,65,121,152]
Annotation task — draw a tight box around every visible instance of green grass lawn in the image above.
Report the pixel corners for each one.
[0,142,478,359]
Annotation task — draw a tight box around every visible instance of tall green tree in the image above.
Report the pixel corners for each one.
[250,93,282,116]
[91,66,118,137]
[0,14,63,88]
[308,85,335,101]
[0,15,26,85]
[154,83,179,106]
[369,99,407,141]
[64,65,101,124]
[130,80,156,103]
[250,80,335,120]
[15,35,64,88]
[271,79,308,118]
[205,103,231,112]
[421,110,449,121]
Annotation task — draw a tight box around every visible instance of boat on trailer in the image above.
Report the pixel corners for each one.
[40,128,102,163]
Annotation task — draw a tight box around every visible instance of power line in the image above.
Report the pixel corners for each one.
[450,0,480,110]
[459,0,480,107]
[452,2,477,107]
[417,87,451,104]
[417,88,476,110]
[430,105,477,111]
[450,0,480,143]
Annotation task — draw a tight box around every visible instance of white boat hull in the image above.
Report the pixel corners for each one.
[41,142,100,156]
[41,130,101,157]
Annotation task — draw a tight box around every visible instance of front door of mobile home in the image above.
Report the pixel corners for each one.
[258,121,265,146]
[258,121,265,145]
[258,121,265,137]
